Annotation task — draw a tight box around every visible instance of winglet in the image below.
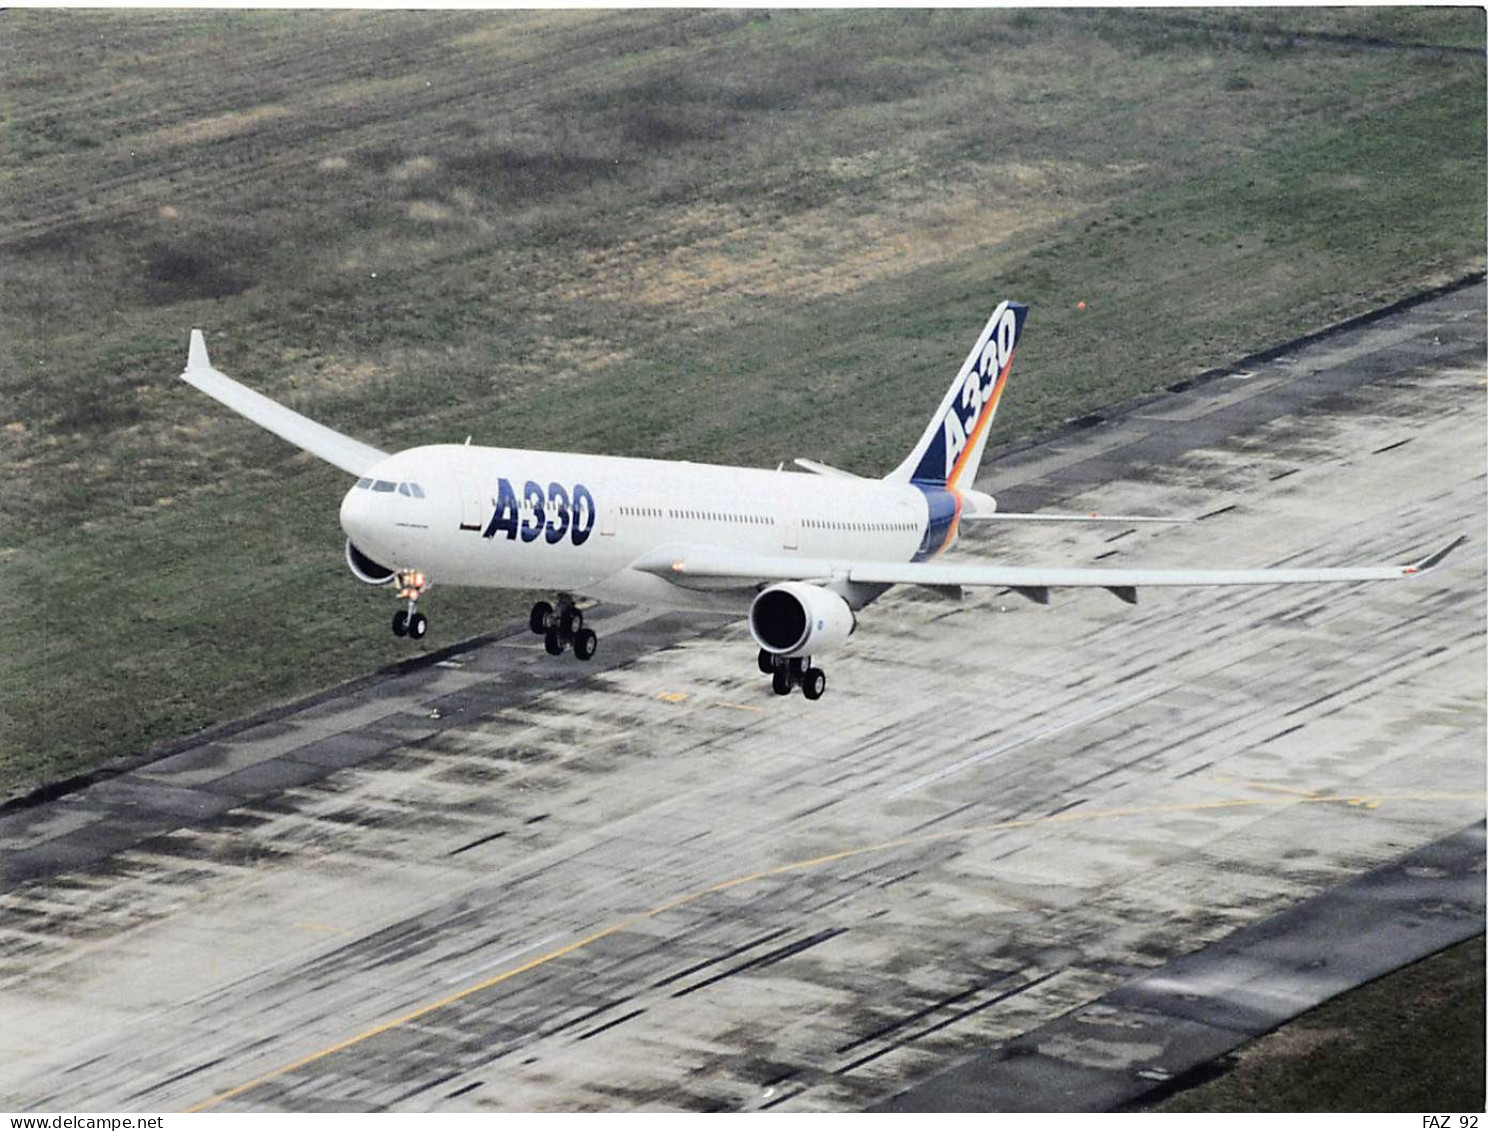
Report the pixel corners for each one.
[174,329,390,476]
[187,329,211,373]
[1406,534,1468,575]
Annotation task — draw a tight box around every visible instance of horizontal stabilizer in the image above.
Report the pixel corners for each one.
[793,458,864,480]
[953,488,1183,524]
[180,330,389,477]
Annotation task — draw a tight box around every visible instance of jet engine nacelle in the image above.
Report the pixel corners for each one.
[749,582,856,658]
[345,538,395,585]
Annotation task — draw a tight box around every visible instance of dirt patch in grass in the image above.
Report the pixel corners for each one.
[134,102,292,152]
[562,161,1108,313]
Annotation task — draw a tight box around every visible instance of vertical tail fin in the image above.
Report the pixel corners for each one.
[885,300,1027,488]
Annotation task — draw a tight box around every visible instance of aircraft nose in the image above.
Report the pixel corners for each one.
[340,481,372,541]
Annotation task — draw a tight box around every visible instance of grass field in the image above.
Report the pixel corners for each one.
[1154,935,1486,1112]
[1,9,1484,794]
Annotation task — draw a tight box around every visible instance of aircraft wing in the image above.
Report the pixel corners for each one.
[179,330,389,477]
[633,536,1466,601]
[960,511,1188,524]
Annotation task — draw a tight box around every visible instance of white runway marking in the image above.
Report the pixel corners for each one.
[442,931,568,985]
[883,684,1171,800]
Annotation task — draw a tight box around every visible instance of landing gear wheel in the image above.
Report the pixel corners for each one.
[771,668,792,696]
[530,601,553,635]
[408,612,428,640]
[392,610,409,637]
[801,668,826,701]
[757,648,774,675]
[573,628,597,661]
[560,605,584,637]
[544,629,564,656]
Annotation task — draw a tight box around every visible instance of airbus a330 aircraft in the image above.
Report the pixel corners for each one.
[180,302,1461,699]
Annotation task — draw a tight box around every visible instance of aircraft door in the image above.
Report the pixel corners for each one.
[458,477,483,532]
[782,518,800,551]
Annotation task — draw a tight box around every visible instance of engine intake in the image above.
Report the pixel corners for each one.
[749,582,856,658]
[345,538,395,585]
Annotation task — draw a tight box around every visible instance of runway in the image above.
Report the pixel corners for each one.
[1,282,1483,1112]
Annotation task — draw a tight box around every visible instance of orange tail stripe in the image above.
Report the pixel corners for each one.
[946,348,1016,490]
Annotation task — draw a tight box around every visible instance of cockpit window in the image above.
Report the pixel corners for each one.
[364,479,423,497]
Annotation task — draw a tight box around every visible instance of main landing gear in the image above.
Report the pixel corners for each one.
[529,597,597,662]
[391,569,430,640]
[758,649,827,700]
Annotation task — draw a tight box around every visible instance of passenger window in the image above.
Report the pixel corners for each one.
[373,480,396,492]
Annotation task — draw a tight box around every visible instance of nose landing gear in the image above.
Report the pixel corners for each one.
[391,569,430,640]
[530,597,597,661]
[759,650,827,700]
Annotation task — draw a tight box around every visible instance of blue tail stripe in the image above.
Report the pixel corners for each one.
[907,301,1027,485]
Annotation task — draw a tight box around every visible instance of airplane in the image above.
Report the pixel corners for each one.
[179,301,1463,700]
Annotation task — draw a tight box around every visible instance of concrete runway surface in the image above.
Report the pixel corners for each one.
[1,282,1483,1112]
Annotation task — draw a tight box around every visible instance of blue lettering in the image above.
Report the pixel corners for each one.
[520,480,545,543]
[545,482,570,544]
[482,478,520,540]
[483,477,596,547]
[571,483,596,546]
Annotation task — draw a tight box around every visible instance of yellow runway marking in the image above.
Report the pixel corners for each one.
[1211,775,1322,799]
[187,788,1485,1112]
[713,700,764,713]
[654,691,689,704]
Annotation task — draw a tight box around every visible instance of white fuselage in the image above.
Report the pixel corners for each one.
[339,444,943,614]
